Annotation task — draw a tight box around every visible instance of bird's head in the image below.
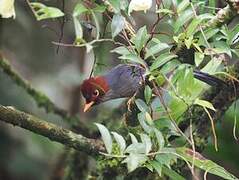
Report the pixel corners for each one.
[80,76,109,112]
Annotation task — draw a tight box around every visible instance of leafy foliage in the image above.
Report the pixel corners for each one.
[91,0,239,178]
[7,0,239,179]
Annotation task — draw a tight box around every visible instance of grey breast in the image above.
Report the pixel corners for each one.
[102,64,145,101]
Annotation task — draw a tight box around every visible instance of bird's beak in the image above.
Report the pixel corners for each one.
[83,101,95,112]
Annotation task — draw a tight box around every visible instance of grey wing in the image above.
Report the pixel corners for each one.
[104,64,145,99]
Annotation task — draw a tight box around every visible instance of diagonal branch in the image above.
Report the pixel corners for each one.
[0,56,94,134]
[0,105,105,156]
[0,56,70,119]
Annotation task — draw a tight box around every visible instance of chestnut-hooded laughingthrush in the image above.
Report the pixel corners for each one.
[80,64,225,112]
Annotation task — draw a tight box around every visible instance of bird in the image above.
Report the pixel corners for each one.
[80,64,226,112]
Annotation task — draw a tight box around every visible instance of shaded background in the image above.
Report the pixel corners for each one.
[0,0,239,179]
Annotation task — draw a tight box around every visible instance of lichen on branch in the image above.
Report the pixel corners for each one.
[0,105,105,156]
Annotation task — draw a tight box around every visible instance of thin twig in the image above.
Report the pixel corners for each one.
[152,81,193,146]
[56,0,65,53]
[203,107,218,151]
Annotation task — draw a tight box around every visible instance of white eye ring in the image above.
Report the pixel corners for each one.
[93,89,99,96]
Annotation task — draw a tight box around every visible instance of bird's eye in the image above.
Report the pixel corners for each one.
[93,89,99,96]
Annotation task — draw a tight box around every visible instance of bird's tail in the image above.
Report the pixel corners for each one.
[193,70,228,87]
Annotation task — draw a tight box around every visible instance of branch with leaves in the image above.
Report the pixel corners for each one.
[1,0,239,179]
[0,102,237,179]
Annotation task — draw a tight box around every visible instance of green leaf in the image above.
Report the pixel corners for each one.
[144,85,152,104]
[155,118,179,136]
[111,46,131,55]
[201,57,222,74]
[73,3,88,17]
[186,18,201,37]
[194,52,204,67]
[111,132,126,154]
[73,17,83,40]
[174,8,194,33]
[177,0,190,13]
[145,42,170,58]
[95,123,112,154]
[186,13,214,37]
[176,147,238,180]
[140,133,152,154]
[150,160,162,176]
[119,54,146,67]
[150,53,177,71]
[169,96,188,120]
[232,49,239,58]
[132,26,150,52]
[92,4,106,13]
[125,143,146,154]
[198,28,220,45]
[228,24,239,45]
[123,153,148,172]
[30,2,64,21]
[108,0,121,13]
[184,35,193,49]
[162,166,185,180]
[129,133,138,144]
[194,98,216,111]
[111,14,125,38]
[156,151,177,168]
[212,41,232,57]
[138,112,153,134]
[135,99,150,112]
[208,0,216,13]
[145,163,154,172]
[154,128,165,150]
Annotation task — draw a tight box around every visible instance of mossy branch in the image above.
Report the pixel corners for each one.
[0,56,93,131]
[0,105,105,155]
[0,57,69,117]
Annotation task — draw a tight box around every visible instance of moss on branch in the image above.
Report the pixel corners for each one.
[0,105,105,156]
[0,57,70,117]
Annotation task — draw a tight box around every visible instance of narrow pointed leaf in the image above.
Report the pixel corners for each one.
[73,3,88,17]
[176,148,238,180]
[150,54,177,71]
[138,112,153,134]
[95,123,112,154]
[135,99,150,112]
[129,133,138,144]
[154,128,165,150]
[194,98,216,111]
[123,153,148,172]
[132,26,150,52]
[150,160,163,176]
[144,85,152,104]
[145,43,169,58]
[140,133,152,154]
[111,14,125,38]
[111,131,126,154]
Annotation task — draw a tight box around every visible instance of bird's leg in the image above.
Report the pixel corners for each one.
[127,92,138,112]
